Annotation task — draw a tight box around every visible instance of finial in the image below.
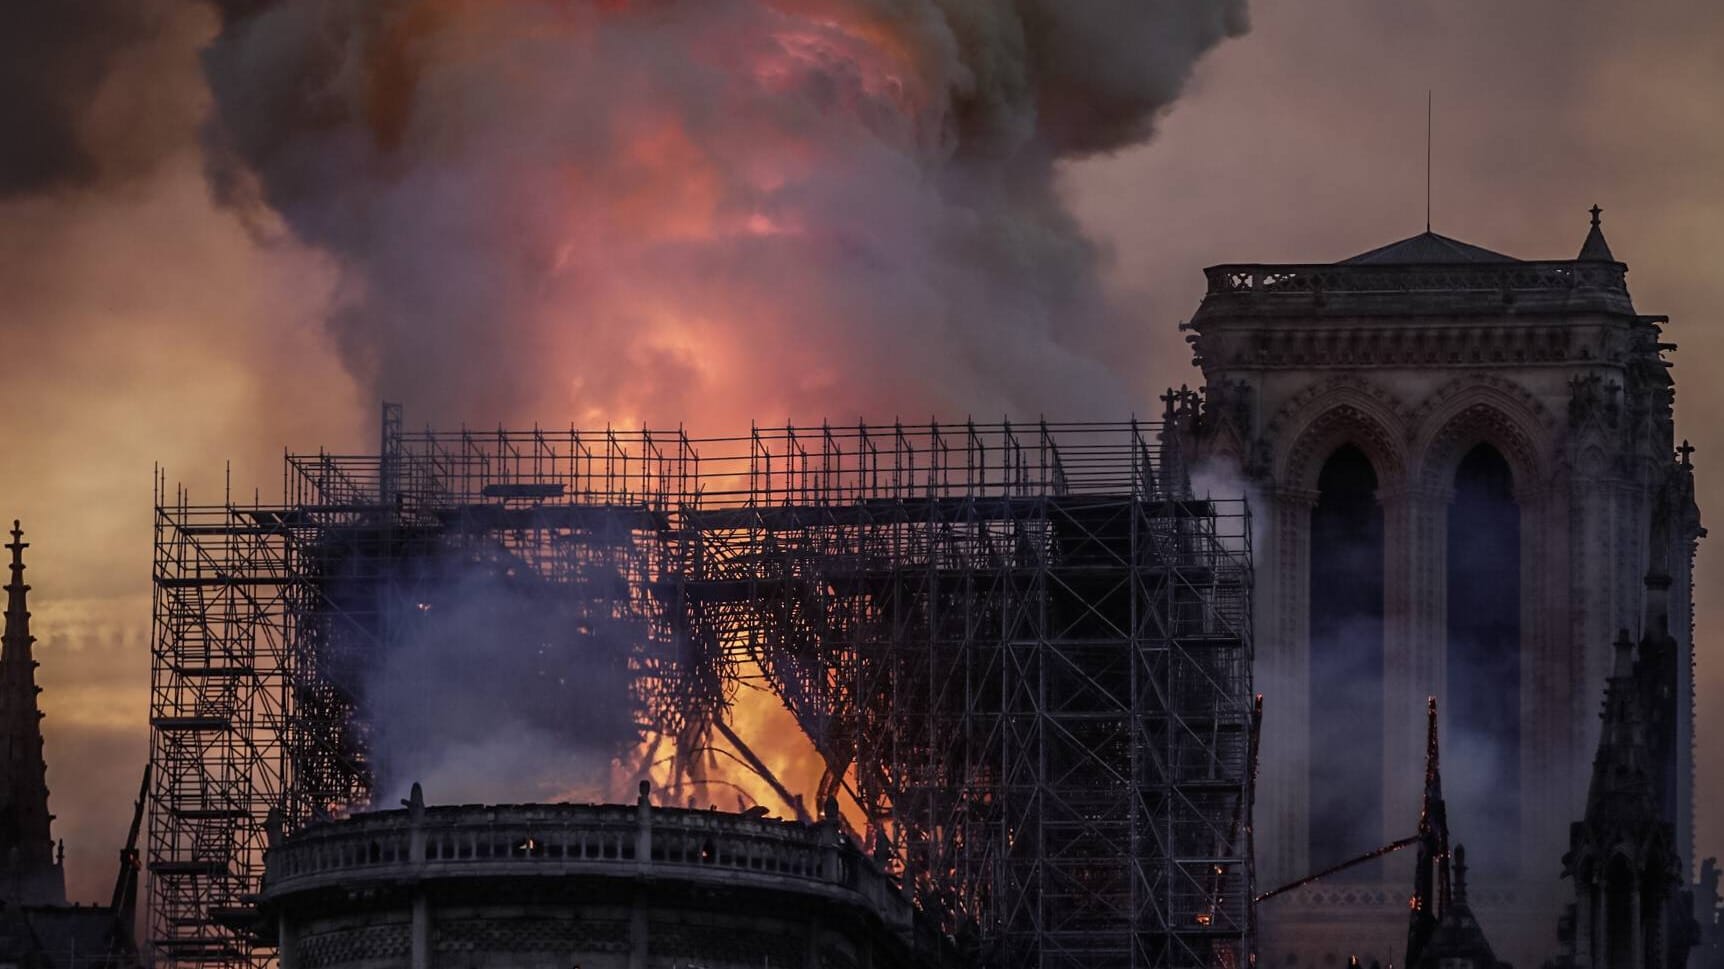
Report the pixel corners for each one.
[1578,204,1617,261]
[1679,440,1695,467]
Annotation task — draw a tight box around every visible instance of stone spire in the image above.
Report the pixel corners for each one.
[0,520,66,905]
[1585,631,1657,824]
[1557,622,1694,969]
[1578,204,1618,262]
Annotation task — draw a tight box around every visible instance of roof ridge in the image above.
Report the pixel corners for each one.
[1340,230,1519,266]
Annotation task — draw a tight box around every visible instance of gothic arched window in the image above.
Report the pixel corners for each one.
[1445,443,1521,876]
[1308,444,1385,873]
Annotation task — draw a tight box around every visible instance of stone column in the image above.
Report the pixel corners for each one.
[806,916,823,969]
[1653,892,1670,969]
[1379,481,1445,853]
[1630,885,1644,969]
[1568,473,1609,809]
[278,913,297,969]
[631,781,652,969]
[1673,521,1701,869]
[1594,886,1607,969]
[408,782,428,969]
[1520,483,1571,882]
[1254,486,1317,889]
[411,894,429,969]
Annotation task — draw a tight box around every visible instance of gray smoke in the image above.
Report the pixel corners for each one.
[0,0,184,197]
[198,0,1248,429]
[194,0,1248,809]
[361,551,645,806]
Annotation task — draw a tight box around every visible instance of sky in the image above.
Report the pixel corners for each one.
[1,0,1720,906]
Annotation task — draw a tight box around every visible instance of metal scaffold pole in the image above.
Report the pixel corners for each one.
[148,418,1254,969]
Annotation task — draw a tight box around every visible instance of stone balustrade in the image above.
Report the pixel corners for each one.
[1200,260,1634,316]
[270,794,858,894]
[256,783,951,969]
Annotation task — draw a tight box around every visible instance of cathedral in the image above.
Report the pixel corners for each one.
[1178,209,1704,967]
[0,522,142,969]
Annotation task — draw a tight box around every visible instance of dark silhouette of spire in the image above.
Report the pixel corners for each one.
[1557,595,1696,969]
[1406,697,1452,967]
[1578,204,1618,262]
[1586,630,1656,824]
[0,520,66,904]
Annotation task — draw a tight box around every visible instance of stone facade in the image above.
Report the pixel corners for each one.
[1176,216,1703,968]
[255,784,956,969]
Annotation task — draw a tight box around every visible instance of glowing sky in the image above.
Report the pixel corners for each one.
[2,0,1720,904]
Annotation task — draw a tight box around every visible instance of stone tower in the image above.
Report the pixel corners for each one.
[1176,210,1703,966]
[0,520,66,906]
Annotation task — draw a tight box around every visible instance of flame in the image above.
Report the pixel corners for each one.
[521,5,944,816]
[262,1,971,822]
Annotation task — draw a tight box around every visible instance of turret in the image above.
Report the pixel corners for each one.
[1577,205,1618,263]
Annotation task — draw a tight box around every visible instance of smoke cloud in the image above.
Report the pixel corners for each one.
[0,1,166,196]
[359,554,643,805]
[0,0,359,900]
[187,0,1249,813]
[198,0,1247,430]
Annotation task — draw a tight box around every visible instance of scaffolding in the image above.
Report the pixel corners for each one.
[148,409,1254,969]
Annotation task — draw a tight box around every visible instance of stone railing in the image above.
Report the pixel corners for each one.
[262,783,912,933]
[1198,260,1633,315]
[1204,261,1626,296]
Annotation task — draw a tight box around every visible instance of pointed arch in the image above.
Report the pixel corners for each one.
[1271,376,1410,493]
[1410,375,1556,493]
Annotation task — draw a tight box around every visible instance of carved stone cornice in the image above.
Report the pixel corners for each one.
[1208,322,1595,371]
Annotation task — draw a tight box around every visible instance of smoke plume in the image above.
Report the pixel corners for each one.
[0,1,165,196]
[360,555,643,805]
[199,0,1248,430]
